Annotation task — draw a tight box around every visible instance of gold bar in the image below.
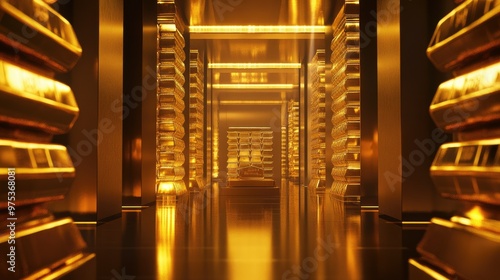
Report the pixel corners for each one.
[0,218,92,279]
[431,139,500,205]
[417,217,500,279]
[427,0,500,72]
[430,60,500,132]
[0,59,78,135]
[0,139,74,208]
[0,0,82,72]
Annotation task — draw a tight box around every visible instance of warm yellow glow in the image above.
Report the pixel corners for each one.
[408,259,449,280]
[289,0,298,25]
[212,84,296,90]
[346,215,361,280]
[208,63,301,69]
[464,205,486,222]
[158,182,175,193]
[220,100,284,105]
[227,212,273,280]
[230,72,268,83]
[2,62,76,107]
[189,1,203,25]
[450,216,472,226]
[159,23,176,32]
[156,204,176,279]
[189,25,326,34]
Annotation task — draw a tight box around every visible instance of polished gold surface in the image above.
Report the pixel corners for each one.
[309,50,327,189]
[408,259,451,280]
[0,59,79,136]
[414,1,500,278]
[156,1,187,196]
[0,139,75,208]
[430,60,500,132]
[416,217,500,280]
[74,184,425,279]
[430,139,500,205]
[330,2,360,201]
[427,0,500,72]
[189,50,205,189]
[227,127,274,185]
[287,100,299,180]
[0,218,92,279]
[0,0,82,72]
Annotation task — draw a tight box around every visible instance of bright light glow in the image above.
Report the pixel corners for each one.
[227,211,273,280]
[212,84,296,90]
[156,204,175,279]
[451,216,472,226]
[157,182,175,193]
[220,101,283,105]
[209,63,301,69]
[189,25,326,34]
[408,259,449,280]
[465,205,486,221]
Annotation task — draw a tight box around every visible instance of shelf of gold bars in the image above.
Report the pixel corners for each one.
[310,50,327,189]
[157,0,187,196]
[0,0,94,279]
[227,128,274,182]
[281,126,287,177]
[330,0,360,201]
[189,50,204,190]
[410,1,500,279]
[288,100,300,181]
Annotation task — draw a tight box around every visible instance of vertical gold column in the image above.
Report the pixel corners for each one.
[330,0,360,202]
[309,50,327,192]
[189,50,205,190]
[156,0,187,197]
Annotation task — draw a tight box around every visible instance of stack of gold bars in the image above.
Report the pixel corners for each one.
[309,49,327,193]
[330,0,360,202]
[188,50,204,190]
[227,127,274,187]
[281,126,287,177]
[0,0,94,278]
[410,0,500,279]
[156,0,187,196]
[287,100,299,181]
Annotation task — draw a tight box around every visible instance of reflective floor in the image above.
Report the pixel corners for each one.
[68,182,426,280]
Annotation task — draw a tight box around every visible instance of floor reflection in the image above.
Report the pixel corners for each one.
[225,200,274,279]
[73,181,425,280]
[156,201,176,279]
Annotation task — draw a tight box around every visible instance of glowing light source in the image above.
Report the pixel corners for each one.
[208,63,301,69]
[219,100,284,105]
[189,25,326,34]
[157,182,175,193]
[465,205,486,221]
[212,84,296,90]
